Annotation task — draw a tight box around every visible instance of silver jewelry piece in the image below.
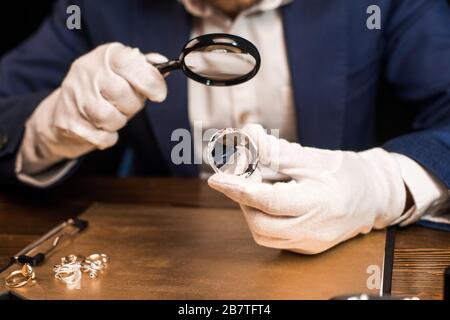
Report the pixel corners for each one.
[54,253,110,287]
[53,261,82,289]
[207,128,259,178]
[81,254,109,279]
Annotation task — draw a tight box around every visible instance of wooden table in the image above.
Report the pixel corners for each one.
[0,177,449,299]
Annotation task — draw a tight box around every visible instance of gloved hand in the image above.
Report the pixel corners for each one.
[20,43,167,174]
[208,124,408,254]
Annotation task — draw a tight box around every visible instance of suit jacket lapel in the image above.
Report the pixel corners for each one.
[282,0,347,149]
[132,0,198,176]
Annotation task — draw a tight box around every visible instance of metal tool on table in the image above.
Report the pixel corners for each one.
[1,218,88,275]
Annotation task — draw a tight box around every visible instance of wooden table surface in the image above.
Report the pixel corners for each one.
[0,177,449,300]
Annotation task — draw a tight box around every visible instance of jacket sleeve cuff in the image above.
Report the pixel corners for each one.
[15,151,78,188]
[391,153,450,226]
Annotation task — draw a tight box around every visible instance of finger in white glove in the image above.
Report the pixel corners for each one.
[145,52,170,64]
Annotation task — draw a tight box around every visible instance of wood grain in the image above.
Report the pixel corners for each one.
[391,225,450,300]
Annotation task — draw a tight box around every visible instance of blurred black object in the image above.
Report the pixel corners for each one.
[445,266,450,301]
[0,0,56,57]
[0,291,22,300]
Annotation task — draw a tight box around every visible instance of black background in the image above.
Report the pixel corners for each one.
[0,1,56,56]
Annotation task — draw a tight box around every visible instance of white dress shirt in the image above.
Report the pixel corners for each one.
[16,0,450,226]
[185,0,297,177]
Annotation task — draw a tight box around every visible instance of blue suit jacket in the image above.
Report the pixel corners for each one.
[0,0,449,188]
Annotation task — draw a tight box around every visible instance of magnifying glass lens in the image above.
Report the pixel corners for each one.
[152,33,261,86]
[184,46,257,81]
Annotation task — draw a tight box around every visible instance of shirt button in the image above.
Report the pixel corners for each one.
[0,133,8,151]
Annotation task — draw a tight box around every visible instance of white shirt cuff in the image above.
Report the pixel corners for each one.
[391,153,450,226]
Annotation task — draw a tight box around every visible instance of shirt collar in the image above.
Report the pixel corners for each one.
[179,0,292,19]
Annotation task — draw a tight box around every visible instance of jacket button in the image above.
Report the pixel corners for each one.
[0,134,8,151]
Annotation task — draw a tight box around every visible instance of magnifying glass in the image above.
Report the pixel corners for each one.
[150,33,261,87]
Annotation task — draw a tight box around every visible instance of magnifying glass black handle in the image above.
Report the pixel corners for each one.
[153,60,181,74]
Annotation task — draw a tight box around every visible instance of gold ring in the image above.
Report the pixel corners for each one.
[5,264,35,288]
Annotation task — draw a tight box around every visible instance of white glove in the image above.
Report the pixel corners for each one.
[208,124,408,254]
[19,43,168,174]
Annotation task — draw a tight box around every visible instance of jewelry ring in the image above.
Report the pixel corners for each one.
[54,262,82,288]
[5,264,35,288]
[84,253,109,266]
[82,253,109,278]
[61,254,85,265]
